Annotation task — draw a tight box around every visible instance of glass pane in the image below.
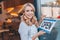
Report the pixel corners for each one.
[41,0,60,18]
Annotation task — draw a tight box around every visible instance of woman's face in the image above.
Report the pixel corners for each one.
[24,6,34,19]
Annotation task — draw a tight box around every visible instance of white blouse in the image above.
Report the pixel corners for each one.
[18,21,39,40]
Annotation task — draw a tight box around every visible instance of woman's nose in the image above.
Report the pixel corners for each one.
[29,11,33,14]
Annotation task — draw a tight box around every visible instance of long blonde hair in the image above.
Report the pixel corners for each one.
[20,3,38,26]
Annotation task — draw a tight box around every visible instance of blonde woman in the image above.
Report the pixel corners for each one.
[18,3,45,40]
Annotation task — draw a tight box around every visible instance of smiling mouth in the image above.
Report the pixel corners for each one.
[27,15,33,18]
[29,15,33,17]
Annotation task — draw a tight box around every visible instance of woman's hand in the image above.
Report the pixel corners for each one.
[39,15,46,25]
[32,36,36,40]
[32,30,45,40]
[37,30,46,36]
[40,14,46,20]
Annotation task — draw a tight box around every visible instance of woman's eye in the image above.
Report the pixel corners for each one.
[31,10,33,12]
[25,10,34,12]
[26,10,29,12]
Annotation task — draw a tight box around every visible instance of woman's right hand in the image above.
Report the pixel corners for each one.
[39,14,46,25]
[40,14,46,20]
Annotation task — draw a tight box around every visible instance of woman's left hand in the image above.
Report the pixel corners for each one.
[32,36,36,40]
[37,30,46,36]
[32,30,45,40]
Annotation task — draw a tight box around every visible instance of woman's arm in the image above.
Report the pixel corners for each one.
[38,14,46,25]
[32,15,46,40]
[32,30,45,40]
[38,15,46,25]
[35,15,46,27]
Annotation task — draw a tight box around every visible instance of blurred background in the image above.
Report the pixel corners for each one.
[0,0,60,40]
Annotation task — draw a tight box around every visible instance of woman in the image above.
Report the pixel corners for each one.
[18,3,45,40]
